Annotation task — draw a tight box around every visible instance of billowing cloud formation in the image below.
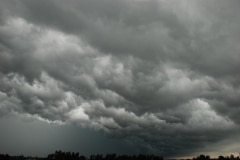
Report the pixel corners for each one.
[0,0,240,157]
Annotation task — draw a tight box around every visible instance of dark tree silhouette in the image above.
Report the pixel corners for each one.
[1,151,240,160]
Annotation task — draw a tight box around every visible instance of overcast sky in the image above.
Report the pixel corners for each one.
[0,0,240,158]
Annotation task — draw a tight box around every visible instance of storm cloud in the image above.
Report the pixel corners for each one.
[0,0,240,157]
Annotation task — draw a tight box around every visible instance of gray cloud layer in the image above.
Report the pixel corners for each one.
[0,0,240,157]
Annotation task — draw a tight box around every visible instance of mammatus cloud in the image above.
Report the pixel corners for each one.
[0,0,240,157]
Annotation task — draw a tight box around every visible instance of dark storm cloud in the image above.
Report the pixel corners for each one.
[0,0,240,157]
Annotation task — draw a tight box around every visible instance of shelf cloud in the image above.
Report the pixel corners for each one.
[0,0,240,157]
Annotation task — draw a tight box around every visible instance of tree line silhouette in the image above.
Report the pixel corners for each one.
[0,151,239,160]
[0,151,163,160]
